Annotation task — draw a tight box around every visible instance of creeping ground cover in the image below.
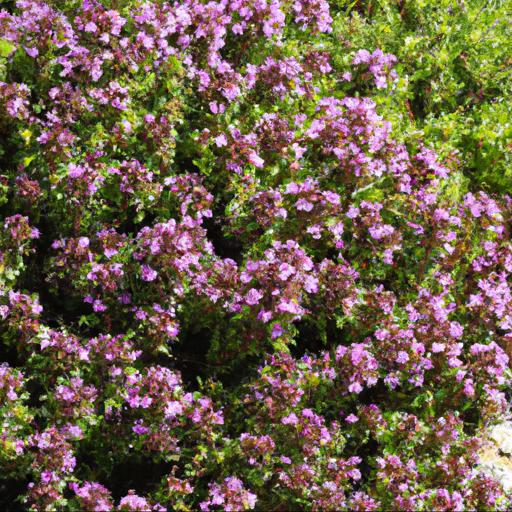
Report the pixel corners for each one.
[1,0,512,510]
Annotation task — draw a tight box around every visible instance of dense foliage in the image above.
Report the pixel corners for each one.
[1,0,511,510]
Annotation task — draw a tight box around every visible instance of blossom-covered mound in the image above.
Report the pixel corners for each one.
[0,1,511,510]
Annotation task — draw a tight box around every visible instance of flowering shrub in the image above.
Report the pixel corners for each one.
[331,0,512,192]
[0,0,511,510]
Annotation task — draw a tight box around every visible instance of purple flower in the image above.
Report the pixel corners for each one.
[396,351,409,364]
[141,264,158,282]
[271,323,284,339]
[245,288,263,306]
[214,134,228,147]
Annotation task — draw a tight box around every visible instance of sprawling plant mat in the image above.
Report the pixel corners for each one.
[0,0,511,510]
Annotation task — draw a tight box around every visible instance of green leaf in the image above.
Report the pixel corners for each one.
[23,154,37,167]
[0,39,15,58]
